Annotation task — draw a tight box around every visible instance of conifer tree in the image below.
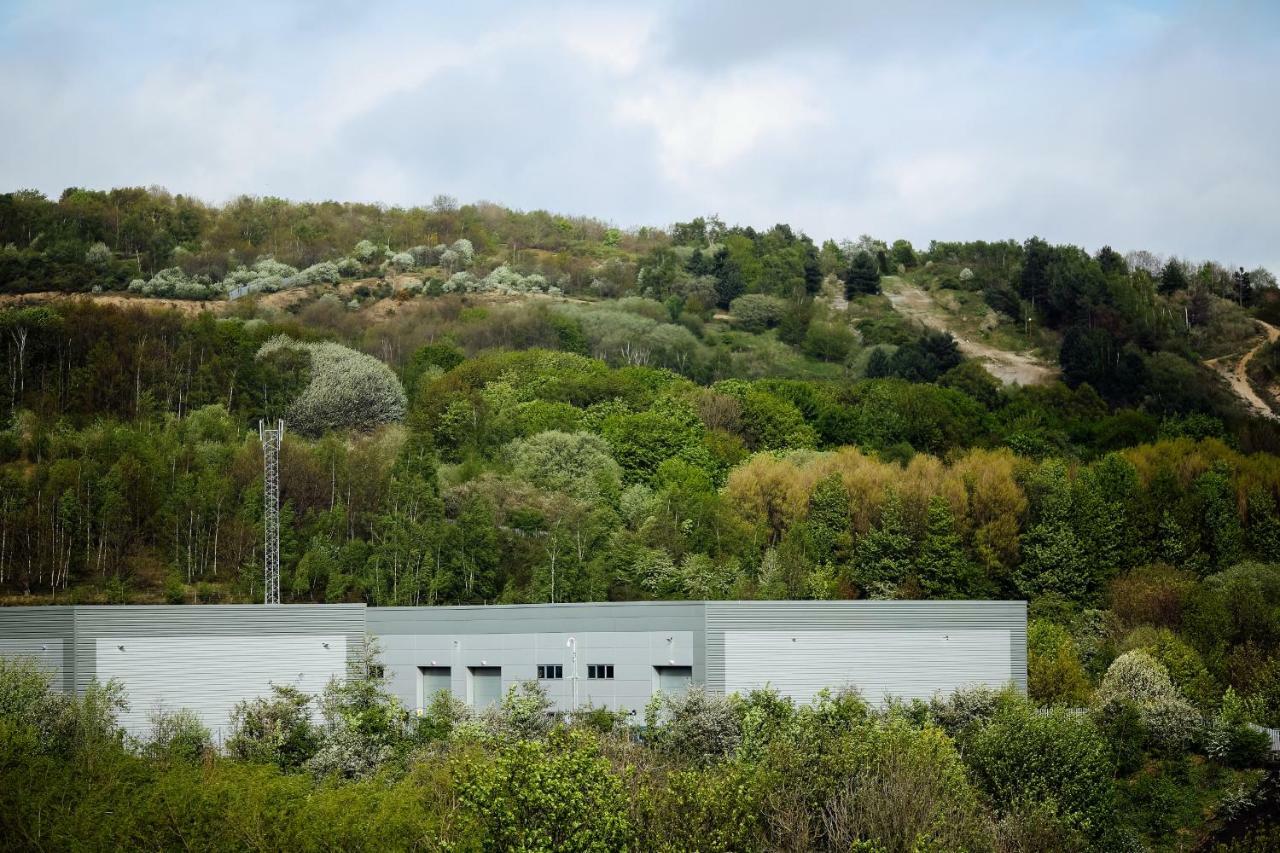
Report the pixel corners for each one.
[917,496,979,598]
[853,491,912,599]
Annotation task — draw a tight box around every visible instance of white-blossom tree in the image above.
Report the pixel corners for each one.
[257,336,407,435]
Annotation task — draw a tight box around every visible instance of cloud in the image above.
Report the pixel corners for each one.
[0,0,1277,269]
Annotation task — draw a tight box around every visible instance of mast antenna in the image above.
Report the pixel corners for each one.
[259,419,284,605]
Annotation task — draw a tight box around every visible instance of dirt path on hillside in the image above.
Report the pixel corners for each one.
[1205,320,1280,420]
[881,278,1056,386]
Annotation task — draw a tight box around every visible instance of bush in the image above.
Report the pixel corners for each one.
[483,680,554,741]
[454,730,635,851]
[144,708,211,763]
[307,658,406,781]
[822,719,994,853]
[730,294,787,332]
[505,430,622,504]
[1205,688,1271,768]
[966,699,1118,845]
[644,686,741,767]
[1120,626,1219,707]
[85,241,112,266]
[225,684,318,770]
[927,684,1020,742]
[0,656,126,758]
[1095,650,1203,752]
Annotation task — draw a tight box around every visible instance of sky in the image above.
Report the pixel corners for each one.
[1,0,1278,270]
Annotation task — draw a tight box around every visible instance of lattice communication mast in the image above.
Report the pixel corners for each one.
[259,420,284,605]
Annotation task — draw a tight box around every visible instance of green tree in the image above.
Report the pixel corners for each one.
[853,491,913,599]
[916,496,979,598]
[844,251,881,297]
[1027,620,1091,706]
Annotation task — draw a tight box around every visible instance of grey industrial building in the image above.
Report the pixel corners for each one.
[0,600,1026,740]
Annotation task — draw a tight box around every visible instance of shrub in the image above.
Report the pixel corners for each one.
[1205,688,1271,768]
[823,720,994,853]
[307,658,406,781]
[927,684,1020,743]
[0,656,126,758]
[1120,626,1219,707]
[1094,650,1203,752]
[295,260,341,285]
[730,294,788,332]
[226,684,319,770]
[484,680,554,741]
[409,688,471,744]
[644,685,741,767]
[454,730,635,851]
[144,708,211,763]
[1110,563,1197,630]
[966,699,1118,845]
[351,240,381,263]
[85,241,112,266]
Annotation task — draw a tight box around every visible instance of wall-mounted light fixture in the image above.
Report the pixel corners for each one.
[322,642,330,649]
[117,645,125,652]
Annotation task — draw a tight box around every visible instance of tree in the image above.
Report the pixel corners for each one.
[890,238,916,269]
[506,431,622,504]
[853,491,913,598]
[843,251,881,297]
[917,496,978,598]
[711,247,745,307]
[1159,259,1187,294]
[1094,650,1202,752]
[257,336,407,435]
[729,294,787,332]
[1027,620,1091,705]
[967,699,1119,847]
[454,730,635,851]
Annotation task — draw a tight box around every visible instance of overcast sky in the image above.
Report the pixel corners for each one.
[1,1,1277,269]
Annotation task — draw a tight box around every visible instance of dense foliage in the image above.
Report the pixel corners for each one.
[2,656,1276,851]
[3,187,1280,847]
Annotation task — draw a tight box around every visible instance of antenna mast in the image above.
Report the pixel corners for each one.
[259,419,284,605]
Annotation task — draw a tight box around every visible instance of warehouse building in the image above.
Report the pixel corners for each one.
[0,600,1025,739]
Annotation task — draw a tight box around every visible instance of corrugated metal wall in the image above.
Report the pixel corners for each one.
[0,605,365,740]
[74,605,365,740]
[0,606,74,691]
[704,601,1027,704]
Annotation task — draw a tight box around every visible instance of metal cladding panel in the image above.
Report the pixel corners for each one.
[97,634,348,740]
[704,601,1027,701]
[0,606,75,691]
[369,603,706,715]
[71,604,366,695]
[71,605,366,740]
[724,629,1011,705]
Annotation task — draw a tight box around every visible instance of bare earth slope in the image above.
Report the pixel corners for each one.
[880,277,1057,386]
[1205,320,1280,420]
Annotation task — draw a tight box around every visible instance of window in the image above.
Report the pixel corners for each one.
[537,664,563,680]
[587,664,614,680]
